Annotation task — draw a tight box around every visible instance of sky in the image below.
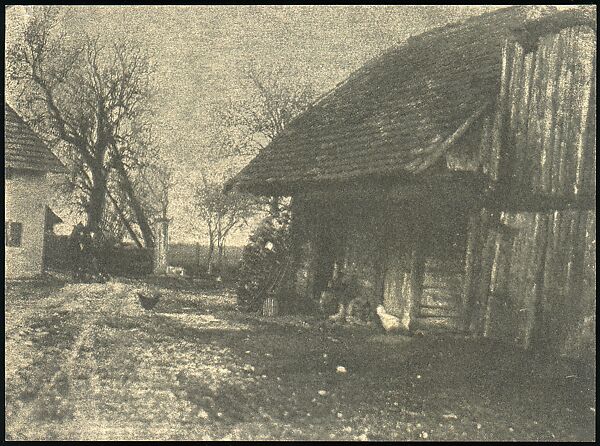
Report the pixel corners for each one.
[5,5,506,245]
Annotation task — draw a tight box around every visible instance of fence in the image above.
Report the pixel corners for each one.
[44,235,153,277]
[44,236,243,278]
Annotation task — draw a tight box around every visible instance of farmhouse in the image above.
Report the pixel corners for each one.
[227,6,596,358]
[5,103,67,278]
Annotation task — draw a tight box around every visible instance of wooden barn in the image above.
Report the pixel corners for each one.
[227,6,596,359]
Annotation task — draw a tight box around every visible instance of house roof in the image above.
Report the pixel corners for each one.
[227,6,596,194]
[5,103,67,174]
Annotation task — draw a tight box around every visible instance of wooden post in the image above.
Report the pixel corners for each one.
[263,295,280,317]
[407,220,425,333]
[469,209,498,335]
[153,218,169,275]
[526,213,550,350]
[461,213,481,332]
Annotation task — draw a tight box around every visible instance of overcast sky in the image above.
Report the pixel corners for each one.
[6,5,505,245]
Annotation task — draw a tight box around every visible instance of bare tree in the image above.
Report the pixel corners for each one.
[7,6,157,247]
[193,172,257,274]
[209,64,317,158]
[204,64,316,221]
[137,160,172,222]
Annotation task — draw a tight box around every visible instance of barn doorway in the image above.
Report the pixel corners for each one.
[415,207,468,332]
[312,214,346,300]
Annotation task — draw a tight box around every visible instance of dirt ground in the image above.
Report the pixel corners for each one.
[4,275,596,441]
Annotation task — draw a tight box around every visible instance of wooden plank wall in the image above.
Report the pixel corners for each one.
[470,25,596,358]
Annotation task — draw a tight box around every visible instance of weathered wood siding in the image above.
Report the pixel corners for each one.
[482,25,596,198]
[416,252,465,332]
[469,26,596,358]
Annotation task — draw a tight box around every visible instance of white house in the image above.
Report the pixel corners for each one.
[5,103,66,278]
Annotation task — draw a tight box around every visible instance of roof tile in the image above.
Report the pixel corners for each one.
[5,103,66,174]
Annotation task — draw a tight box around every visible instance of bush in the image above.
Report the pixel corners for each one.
[236,209,292,313]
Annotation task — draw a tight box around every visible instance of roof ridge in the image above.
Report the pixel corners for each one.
[313,7,517,97]
[275,5,594,144]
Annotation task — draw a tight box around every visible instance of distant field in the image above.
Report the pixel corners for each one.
[45,236,245,277]
[168,244,245,273]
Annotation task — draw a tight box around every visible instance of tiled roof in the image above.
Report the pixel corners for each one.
[5,103,66,173]
[228,6,595,194]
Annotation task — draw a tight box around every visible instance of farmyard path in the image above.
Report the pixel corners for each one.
[5,277,596,441]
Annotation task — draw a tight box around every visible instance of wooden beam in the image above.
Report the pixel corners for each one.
[407,101,491,174]
[528,213,550,350]
[485,192,596,212]
[468,209,499,335]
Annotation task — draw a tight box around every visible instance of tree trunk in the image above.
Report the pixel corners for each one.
[87,167,108,234]
[207,237,215,275]
[132,199,155,248]
[106,189,144,248]
[113,155,155,248]
[217,238,225,270]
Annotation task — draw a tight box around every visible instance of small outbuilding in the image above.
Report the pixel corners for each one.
[227,6,596,358]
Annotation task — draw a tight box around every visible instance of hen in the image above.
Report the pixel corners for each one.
[376,305,403,333]
[137,289,161,310]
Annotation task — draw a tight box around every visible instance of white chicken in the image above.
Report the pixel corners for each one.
[376,305,403,333]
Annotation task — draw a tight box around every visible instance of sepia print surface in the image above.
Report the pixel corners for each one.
[4,4,596,441]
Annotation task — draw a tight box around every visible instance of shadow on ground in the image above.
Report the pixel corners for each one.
[4,275,596,441]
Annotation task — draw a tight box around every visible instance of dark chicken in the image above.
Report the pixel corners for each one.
[137,290,161,310]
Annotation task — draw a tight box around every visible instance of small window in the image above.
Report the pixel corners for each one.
[5,221,23,247]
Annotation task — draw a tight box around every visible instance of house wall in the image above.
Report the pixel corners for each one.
[468,209,596,358]
[5,170,51,278]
